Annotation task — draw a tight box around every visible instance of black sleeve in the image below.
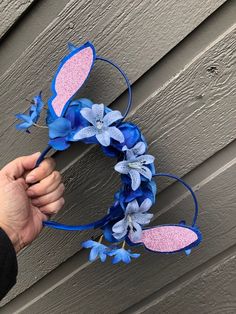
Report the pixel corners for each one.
[0,228,18,301]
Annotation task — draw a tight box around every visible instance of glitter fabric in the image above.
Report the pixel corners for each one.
[131,225,201,253]
[48,42,95,118]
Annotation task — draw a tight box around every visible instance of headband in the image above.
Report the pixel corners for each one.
[15,41,202,264]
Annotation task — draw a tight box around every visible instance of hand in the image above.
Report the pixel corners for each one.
[0,152,65,253]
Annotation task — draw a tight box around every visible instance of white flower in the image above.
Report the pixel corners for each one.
[72,103,124,146]
[114,154,155,190]
[122,141,146,160]
[112,199,153,241]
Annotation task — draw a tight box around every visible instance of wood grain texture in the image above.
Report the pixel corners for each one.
[126,250,236,314]
[0,0,226,168]
[2,23,236,305]
[0,0,35,39]
[3,150,236,313]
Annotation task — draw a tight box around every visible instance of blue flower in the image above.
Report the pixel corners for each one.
[72,103,124,146]
[64,98,93,131]
[15,113,36,131]
[32,91,44,116]
[108,248,140,264]
[115,154,155,190]
[115,180,157,209]
[48,117,72,150]
[102,122,143,157]
[112,198,153,241]
[82,240,109,262]
[15,92,44,132]
[48,117,72,138]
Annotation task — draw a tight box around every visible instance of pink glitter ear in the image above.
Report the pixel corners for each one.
[130,225,201,253]
[48,41,96,118]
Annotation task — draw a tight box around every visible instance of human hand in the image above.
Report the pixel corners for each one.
[0,152,65,253]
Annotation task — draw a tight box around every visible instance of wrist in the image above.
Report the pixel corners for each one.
[0,223,22,253]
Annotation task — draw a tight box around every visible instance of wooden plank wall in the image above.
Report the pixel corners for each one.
[0,0,36,39]
[0,0,235,313]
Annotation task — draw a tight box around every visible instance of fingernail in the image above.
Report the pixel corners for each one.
[26,175,35,183]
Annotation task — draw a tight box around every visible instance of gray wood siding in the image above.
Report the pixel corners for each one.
[0,0,235,313]
[0,0,35,39]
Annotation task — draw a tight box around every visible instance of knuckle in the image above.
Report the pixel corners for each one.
[59,183,65,193]
[46,157,56,169]
[39,166,48,178]
[52,170,61,181]
[59,197,65,207]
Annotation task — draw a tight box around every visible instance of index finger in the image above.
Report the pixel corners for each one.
[25,157,56,184]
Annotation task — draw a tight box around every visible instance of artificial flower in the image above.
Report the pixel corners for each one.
[112,198,153,241]
[15,113,37,131]
[72,103,124,146]
[82,240,109,262]
[32,91,44,115]
[122,141,146,159]
[15,92,44,132]
[115,154,155,190]
[48,117,72,139]
[107,248,140,264]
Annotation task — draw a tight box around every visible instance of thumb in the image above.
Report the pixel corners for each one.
[1,152,41,180]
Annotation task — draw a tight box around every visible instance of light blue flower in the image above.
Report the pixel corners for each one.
[82,240,109,262]
[72,103,124,146]
[112,198,153,241]
[114,154,155,190]
[122,141,146,159]
[108,248,140,264]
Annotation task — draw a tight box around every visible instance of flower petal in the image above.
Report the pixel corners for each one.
[15,113,32,123]
[138,166,152,180]
[99,252,107,262]
[108,126,124,143]
[92,103,104,121]
[121,250,131,264]
[126,199,140,214]
[82,240,96,248]
[80,107,96,125]
[126,150,135,160]
[49,138,70,151]
[132,142,146,156]
[103,110,123,126]
[89,246,99,262]
[112,218,128,234]
[129,169,141,190]
[137,154,155,165]
[130,222,142,242]
[48,117,72,139]
[129,252,140,259]
[132,212,153,225]
[139,198,152,212]
[16,122,31,130]
[112,254,122,264]
[96,130,111,146]
[114,161,129,174]
[112,229,128,240]
[73,126,96,140]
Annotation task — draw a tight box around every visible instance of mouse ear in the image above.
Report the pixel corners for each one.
[130,225,202,253]
[48,41,96,119]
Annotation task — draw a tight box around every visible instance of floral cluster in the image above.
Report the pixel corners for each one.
[15,94,157,263]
